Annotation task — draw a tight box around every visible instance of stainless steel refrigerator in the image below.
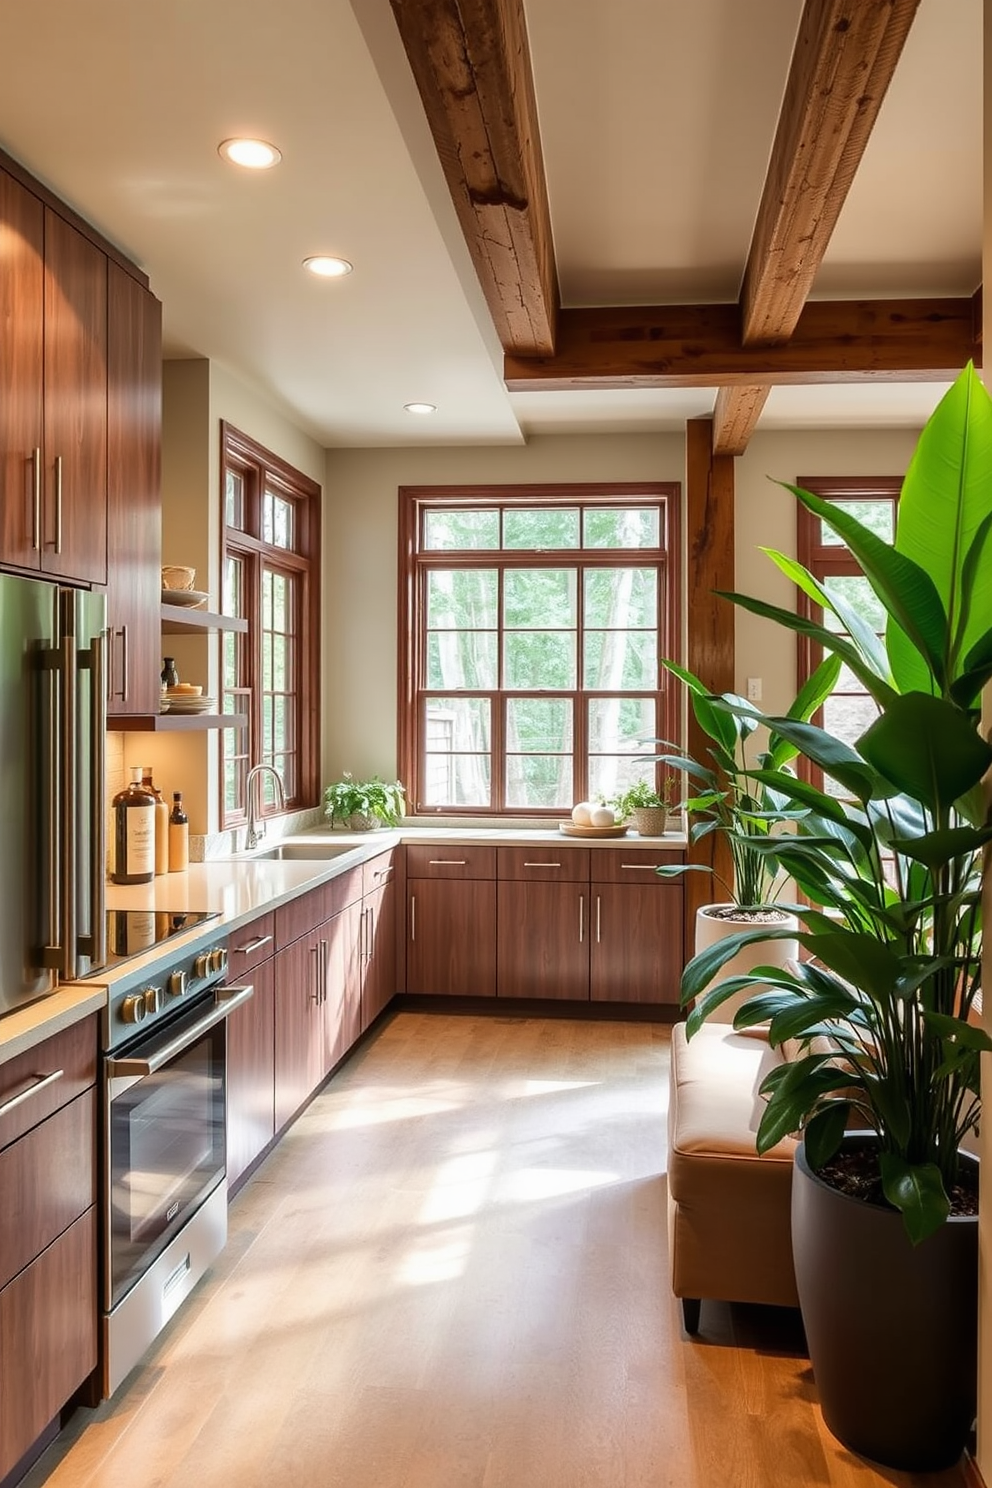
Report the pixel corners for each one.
[0,576,107,1010]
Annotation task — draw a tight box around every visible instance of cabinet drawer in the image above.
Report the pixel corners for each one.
[362,849,396,897]
[406,845,495,880]
[275,884,330,949]
[497,847,589,882]
[226,912,276,975]
[0,1205,97,1481]
[0,1014,97,1152]
[591,848,685,884]
[0,1088,95,1291]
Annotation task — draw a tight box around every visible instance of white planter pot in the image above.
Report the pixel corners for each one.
[694,903,799,1024]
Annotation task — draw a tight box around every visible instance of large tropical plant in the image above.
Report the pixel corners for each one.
[681,363,992,1242]
[647,656,840,908]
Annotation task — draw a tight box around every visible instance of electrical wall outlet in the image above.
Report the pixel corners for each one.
[746,677,762,701]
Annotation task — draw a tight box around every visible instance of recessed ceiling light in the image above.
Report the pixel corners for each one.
[404,402,437,415]
[218,138,282,169]
[303,255,354,279]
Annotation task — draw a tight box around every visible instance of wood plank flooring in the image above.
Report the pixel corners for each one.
[26,1012,970,1488]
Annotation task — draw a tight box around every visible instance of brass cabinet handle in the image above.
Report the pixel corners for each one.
[54,454,63,553]
[410,896,416,942]
[596,895,601,944]
[0,1068,63,1119]
[428,859,466,866]
[31,447,41,550]
[523,861,561,868]
[578,894,584,944]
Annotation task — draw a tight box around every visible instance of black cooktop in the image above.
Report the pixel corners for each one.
[104,909,219,968]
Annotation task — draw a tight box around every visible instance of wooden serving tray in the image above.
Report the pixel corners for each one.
[558,822,629,839]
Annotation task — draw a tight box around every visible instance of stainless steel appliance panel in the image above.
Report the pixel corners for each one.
[0,576,106,1009]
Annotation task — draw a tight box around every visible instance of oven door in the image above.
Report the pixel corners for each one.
[105,984,253,1310]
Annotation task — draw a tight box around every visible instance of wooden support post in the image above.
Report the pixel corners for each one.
[683,417,736,960]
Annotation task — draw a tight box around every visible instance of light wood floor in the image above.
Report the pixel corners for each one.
[28,1012,969,1488]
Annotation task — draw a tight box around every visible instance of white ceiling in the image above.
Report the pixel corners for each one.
[0,0,981,448]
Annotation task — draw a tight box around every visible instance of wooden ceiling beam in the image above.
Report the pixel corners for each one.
[389,0,559,356]
[710,0,920,456]
[504,298,977,391]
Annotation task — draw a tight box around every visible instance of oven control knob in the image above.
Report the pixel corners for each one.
[209,948,228,975]
[194,953,212,979]
[143,986,163,1016]
[168,970,188,998]
[120,994,148,1024]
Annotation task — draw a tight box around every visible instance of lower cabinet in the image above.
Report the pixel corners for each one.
[274,930,325,1133]
[588,882,683,1004]
[323,898,363,1068]
[361,875,396,1030]
[226,956,275,1190]
[407,877,497,997]
[0,1014,98,1480]
[496,880,589,1000]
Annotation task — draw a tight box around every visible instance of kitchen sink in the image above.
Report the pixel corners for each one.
[248,842,356,862]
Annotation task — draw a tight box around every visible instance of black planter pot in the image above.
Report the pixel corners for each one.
[792,1137,978,1472]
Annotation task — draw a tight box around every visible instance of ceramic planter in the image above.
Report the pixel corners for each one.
[347,811,380,831]
[792,1136,978,1471]
[693,903,798,1023]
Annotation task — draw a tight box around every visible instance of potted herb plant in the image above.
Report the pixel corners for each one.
[681,363,992,1471]
[324,773,406,831]
[612,776,677,836]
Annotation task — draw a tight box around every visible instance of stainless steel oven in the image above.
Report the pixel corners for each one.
[101,929,253,1397]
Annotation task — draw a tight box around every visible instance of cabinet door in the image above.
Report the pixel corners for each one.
[589,882,684,1004]
[273,936,323,1130]
[106,264,162,716]
[362,878,396,1030]
[0,1206,97,1480]
[43,209,107,584]
[496,881,589,1000]
[407,879,496,997]
[226,956,275,1190]
[322,900,363,1069]
[0,171,44,572]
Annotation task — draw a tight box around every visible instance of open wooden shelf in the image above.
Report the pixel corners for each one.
[113,712,248,733]
[161,603,248,635]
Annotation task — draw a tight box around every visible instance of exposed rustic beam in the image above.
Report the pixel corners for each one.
[684,418,735,940]
[504,297,977,391]
[712,386,771,456]
[711,1,919,455]
[742,0,920,345]
[389,0,558,356]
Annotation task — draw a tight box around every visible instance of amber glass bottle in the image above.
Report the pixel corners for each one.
[168,792,189,873]
[111,767,155,884]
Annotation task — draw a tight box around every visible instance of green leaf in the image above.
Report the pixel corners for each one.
[799,931,902,1002]
[766,654,843,769]
[878,1155,950,1245]
[722,709,880,800]
[802,1105,850,1170]
[858,692,992,812]
[887,823,992,871]
[680,926,803,1005]
[785,481,950,692]
[761,548,891,682]
[922,1011,992,1053]
[756,1061,855,1152]
[892,364,992,695]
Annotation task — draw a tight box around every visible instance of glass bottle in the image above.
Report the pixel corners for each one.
[142,767,170,877]
[110,767,155,885]
[168,791,189,873]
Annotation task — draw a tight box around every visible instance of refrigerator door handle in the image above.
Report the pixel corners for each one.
[41,642,61,971]
[58,625,78,979]
[84,630,107,969]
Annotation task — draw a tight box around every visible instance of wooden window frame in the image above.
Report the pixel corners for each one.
[796,475,901,786]
[397,482,681,817]
[220,422,321,828]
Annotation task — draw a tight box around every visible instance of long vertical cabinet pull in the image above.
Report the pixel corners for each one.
[319,939,328,1005]
[309,944,320,1004]
[118,624,129,703]
[410,896,416,942]
[86,629,107,969]
[596,896,601,944]
[365,905,374,964]
[31,448,41,550]
[53,454,63,554]
[578,895,584,944]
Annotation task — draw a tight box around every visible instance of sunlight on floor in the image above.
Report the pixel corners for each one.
[397,1225,473,1286]
[418,1150,499,1224]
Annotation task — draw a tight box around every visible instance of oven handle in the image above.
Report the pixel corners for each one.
[106,983,255,1077]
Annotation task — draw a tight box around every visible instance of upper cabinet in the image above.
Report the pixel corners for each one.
[106,264,162,716]
[0,169,108,586]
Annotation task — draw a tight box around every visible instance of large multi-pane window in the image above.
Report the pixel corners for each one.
[796,476,900,792]
[220,424,320,828]
[399,485,680,815]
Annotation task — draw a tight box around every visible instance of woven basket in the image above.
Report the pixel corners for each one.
[162,564,196,591]
[348,811,380,832]
[630,805,668,837]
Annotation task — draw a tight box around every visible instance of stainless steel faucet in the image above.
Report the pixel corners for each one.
[245,763,286,850]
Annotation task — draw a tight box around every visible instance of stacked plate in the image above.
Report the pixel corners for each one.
[163,693,217,715]
[161,588,210,608]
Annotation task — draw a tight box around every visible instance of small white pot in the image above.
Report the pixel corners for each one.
[694,903,798,1023]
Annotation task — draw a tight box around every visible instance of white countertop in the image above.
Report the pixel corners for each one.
[1,824,686,1059]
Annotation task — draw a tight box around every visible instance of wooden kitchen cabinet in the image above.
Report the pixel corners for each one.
[0,1014,98,1481]
[106,262,162,717]
[407,877,497,997]
[496,879,589,1000]
[362,875,396,1029]
[0,171,108,586]
[322,899,363,1068]
[273,931,325,1132]
[226,955,275,1192]
[589,850,684,1004]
